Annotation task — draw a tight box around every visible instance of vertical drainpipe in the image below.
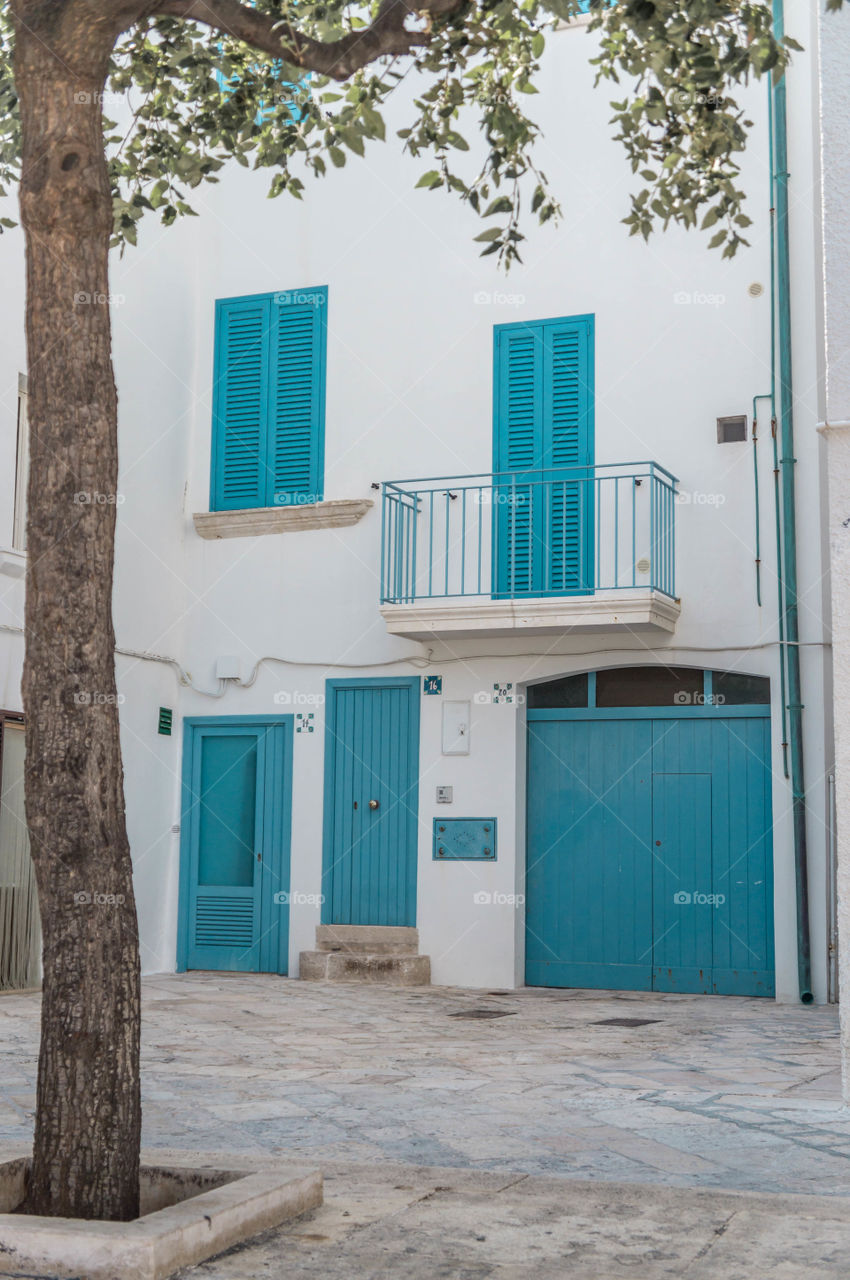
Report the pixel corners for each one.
[773,0,813,1003]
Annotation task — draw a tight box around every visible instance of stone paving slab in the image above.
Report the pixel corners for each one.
[3,977,850,1277]
[164,1158,850,1280]
[1,975,848,1202]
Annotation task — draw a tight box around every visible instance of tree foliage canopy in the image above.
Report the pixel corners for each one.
[0,1,838,265]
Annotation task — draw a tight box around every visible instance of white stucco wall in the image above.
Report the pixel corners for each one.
[816,0,850,1073]
[0,3,833,1001]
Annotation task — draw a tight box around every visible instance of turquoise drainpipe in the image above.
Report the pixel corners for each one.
[754,81,790,782]
[772,0,813,1003]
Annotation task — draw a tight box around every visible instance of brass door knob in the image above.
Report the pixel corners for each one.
[369,799,380,810]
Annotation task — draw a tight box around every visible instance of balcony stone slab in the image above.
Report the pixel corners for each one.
[380,589,681,640]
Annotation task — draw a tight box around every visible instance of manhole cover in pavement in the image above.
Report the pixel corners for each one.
[448,1009,517,1020]
[593,1017,660,1028]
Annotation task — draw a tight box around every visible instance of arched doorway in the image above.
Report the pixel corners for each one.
[525,667,774,996]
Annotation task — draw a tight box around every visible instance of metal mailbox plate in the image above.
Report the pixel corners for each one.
[433,818,497,861]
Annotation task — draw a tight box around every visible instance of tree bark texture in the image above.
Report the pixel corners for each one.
[13,4,142,1222]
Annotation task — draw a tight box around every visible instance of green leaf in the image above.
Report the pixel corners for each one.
[483,196,512,216]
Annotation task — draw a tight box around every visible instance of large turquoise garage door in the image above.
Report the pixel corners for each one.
[525,667,774,997]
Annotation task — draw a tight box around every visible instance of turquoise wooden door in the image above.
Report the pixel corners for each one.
[178,717,293,973]
[651,773,713,991]
[651,716,775,995]
[526,718,653,989]
[322,678,420,926]
[493,314,594,596]
[526,713,774,996]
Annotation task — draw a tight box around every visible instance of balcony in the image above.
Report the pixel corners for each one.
[379,463,680,640]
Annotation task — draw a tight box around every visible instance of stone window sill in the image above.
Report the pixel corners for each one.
[193,498,373,540]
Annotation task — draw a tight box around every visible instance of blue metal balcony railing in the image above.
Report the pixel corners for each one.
[380,462,678,605]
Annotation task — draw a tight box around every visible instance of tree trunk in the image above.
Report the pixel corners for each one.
[13,10,142,1222]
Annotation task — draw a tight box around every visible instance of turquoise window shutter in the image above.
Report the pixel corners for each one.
[494,326,541,593]
[545,320,591,590]
[493,313,594,595]
[210,287,327,511]
[212,296,270,511]
[270,289,326,505]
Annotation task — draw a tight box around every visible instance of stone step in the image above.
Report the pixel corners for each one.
[299,950,431,986]
[315,924,421,956]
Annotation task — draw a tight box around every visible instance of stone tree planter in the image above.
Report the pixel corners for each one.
[0,1157,322,1280]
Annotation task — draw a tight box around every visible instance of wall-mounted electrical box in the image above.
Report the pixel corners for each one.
[216,655,242,681]
[442,700,470,755]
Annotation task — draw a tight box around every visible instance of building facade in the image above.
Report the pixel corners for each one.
[0,1,837,1001]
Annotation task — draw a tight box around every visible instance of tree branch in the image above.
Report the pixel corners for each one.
[151,0,464,80]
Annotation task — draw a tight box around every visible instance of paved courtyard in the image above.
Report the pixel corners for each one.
[2,975,850,1277]
[1,974,847,1193]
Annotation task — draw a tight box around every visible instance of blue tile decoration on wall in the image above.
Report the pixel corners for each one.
[296,713,315,734]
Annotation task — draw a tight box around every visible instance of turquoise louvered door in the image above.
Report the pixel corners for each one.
[270,295,326,505]
[211,289,326,510]
[493,315,594,596]
[212,297,270,510]
[180,719,293,973]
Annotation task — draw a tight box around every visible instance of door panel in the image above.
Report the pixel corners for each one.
[197,734,258,887]
[323,679,420,927]
[526,718,653,989]
[707,717,775,995]
[179,719,292,973]
[526,714,774,996]
[650,773,713,992]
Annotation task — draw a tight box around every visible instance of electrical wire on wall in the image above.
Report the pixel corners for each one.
[0,621,830,701]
